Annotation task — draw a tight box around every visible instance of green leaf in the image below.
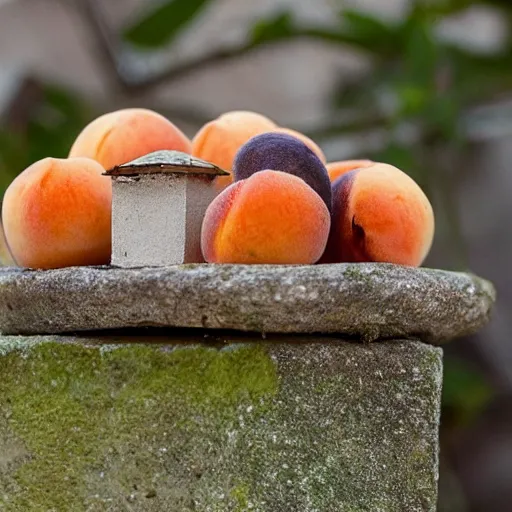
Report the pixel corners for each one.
[342,9,392,39]
[340,9,399,54]
[0,84,92,198]
[447,46,512,103]
[442,357,493,425]
[410,0,473,19]
[425,94,461,140]
[398,84,430,115]
[250,12,294,45]
[0,129,26,194]
[123,0,213,49]
[403,18,437,87]
[0,219,15,266]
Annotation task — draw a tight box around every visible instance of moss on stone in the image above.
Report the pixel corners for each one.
[0,342,277,511]
[178,263,201,270]
[343,266,368,282]
[342,265,386,284]
[0,336,441,512]
[229,483,251,511]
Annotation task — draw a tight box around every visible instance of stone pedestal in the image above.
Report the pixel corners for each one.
[0,263,496,511]
[0,263,494,340]
[0,334,441,512]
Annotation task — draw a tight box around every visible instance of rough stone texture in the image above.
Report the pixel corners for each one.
[0,263,495,341]
[0,334,442,511]
[111,174,217,268]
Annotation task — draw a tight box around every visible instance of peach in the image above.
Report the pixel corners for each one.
[69,108,191,170]
[326,159,374,182]
[321,163,434,266]
[271,128,326,163]
[192,111,277,190]
[201,170,330,264]
[2,157,112,269]
[233,133,332,212]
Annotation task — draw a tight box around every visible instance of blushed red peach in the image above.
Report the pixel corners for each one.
[69,108,191,170]
[201,170,330,264]
[2,157,112,269]
[192,111,277,190]
[326,160,374,182]
[321,163,434,267]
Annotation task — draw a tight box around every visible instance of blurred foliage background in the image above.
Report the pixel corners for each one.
[1,0,511,510]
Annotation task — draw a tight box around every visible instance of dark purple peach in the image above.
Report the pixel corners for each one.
[233,133,332,212]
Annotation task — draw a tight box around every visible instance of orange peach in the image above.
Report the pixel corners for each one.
[201,170,330,264]
[69,108,191,170]
[321,163,434,266]
[2,157,112,269]
[326,160,374,182]
[192,111,277,190]
[272,128,326,163]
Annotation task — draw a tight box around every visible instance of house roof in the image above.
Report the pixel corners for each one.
[104,150,230,177]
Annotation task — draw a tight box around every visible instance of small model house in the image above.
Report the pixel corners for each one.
[104,150,229,268]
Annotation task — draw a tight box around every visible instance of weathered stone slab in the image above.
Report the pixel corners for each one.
[0,334,442,511]
[0,263,494,341]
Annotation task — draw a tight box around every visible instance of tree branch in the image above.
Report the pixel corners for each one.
[126,42,262,92]
[75,0,134,91]
[76,0,263,93]
[76,0,380,95]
